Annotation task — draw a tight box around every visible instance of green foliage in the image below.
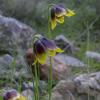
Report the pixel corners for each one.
[0,96,3,100]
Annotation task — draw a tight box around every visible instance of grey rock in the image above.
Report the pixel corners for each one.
[55,35,78,54]
[46,80,76,100]
[74,72,100,96]
[46,72,100,100]
[0,54,13,79]
[40,57,70,81]
[0,54,13,65]
[0,15,35,79]
[55,54,86,68]
[0,54,31,80]
[0,15,35,53]
[22,81,47,94]
[22,89,33,100]
[85,51,100,62]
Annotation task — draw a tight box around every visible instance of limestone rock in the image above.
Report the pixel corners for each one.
[86,51,100,62]
[55,54,86,68]
[55,35,78,54]
[0,15,35,54]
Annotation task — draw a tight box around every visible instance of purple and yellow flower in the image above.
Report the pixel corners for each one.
[3,89,26,100]
[33,34,63,64]
[50,5,75,30]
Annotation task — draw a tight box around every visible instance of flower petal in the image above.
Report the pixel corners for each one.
[47,49,56,57]
[54,5,66,17]
[55,47,64,53]
[56,16,64,23]
[18,95,26,100]
[37,52,47,64]
[41,38,56,50]
[34,40,47,64]
[51,19,57,30]
[34,40,46,55]
[32,57,37,65]
[65,9,75,17]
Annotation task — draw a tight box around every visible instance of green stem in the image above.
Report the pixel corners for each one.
[86,23,90,100]
[29,65,35,100]
[47,6,51,39]
[37,62,40,80]
[47,4,56,100]
[48,57,53,100]
[47,5,53,100]
[34,63,39,100]
[10,50,16,88]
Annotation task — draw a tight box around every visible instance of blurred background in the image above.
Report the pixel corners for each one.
[1,0,99,69]
[0,0,100,100]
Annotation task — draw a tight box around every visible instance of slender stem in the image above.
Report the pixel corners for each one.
[47,5,53,100]
[86,23,90,100]
[29,65,35,100]
[46,3,57,100]
[34,63,39,100]
[48,57,53,100]
[37,62,40,80]
[47,7,51,39]
[10,50,16,87]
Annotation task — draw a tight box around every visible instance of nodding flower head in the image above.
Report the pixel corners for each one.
[50,4,75,30]
[33,34,64,64]
[3,89,26,100]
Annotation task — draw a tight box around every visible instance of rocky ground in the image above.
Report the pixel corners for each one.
[0,15,100,100]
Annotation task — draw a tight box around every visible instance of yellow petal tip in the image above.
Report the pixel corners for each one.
[66,9,75,17]
[56,16,64,24]
[56,47,64,53]
[51,19,57,30]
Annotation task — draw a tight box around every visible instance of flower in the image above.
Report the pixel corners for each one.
[50,5,75,30]
[33,34,63,64]
[3,89,26,100]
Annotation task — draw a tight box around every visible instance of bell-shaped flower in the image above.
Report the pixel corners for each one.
[33,34,63,64]
[3,89,26,100]
[50,5,75,30]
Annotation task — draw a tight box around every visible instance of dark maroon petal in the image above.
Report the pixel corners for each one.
[51,7,56,20]
[53,5,65,16]
[33,40,46,55]
[41,38,56,50]
[3,90,17,100]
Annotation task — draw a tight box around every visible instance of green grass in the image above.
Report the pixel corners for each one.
[0,96,3,100]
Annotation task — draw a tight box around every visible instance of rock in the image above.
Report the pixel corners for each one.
[85,51,100,62]
[0,15,35,54]
[25,48,35,66]
[25,48,70,81]
[74,72,100,96]
[55,54,86,68]
[0,54,13,79]
[40,57,70,81]
[0,15,35,80]
[0,54,13,65]
[38,81,47,94]
[22,89,33,100]
[46,80,76,100]
[46,72,100,100]
[22,82,31,91]
[0,54,31,80]
[22,81,47,94]
[97,94,100,100]
[55,35,78,54]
